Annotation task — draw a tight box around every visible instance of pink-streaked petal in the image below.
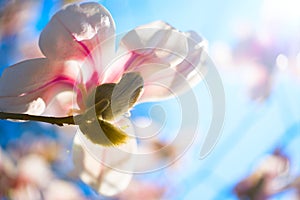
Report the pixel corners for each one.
[138,31,209,101]
[0,83,75,115]
[39,2,115,62]
[104,21,207,101]
[0,58,78,96]
[0,58,80,114]
[80,36,116,92]
[102,21,189,83]
[72,118,136,196]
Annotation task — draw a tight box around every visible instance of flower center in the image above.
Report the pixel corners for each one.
[76,72,144,146]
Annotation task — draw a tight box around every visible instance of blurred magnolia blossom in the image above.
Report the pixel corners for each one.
[234,149,290,199]
[291,51,300,78]
[0,1,208,196]
[6,133,61,164]
[0,137,85,200]
[235,36,274,101]
[216,30,285,102]
[0,1,32,37]
[0,0,42,67]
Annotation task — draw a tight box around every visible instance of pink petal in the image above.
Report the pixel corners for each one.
[39,2,115,62]
[80,36,116,91]
[104,21,207,101]
[0,58,79,115]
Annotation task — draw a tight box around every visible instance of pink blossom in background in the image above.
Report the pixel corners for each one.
[234,150,290,200]
[0,137,85,200]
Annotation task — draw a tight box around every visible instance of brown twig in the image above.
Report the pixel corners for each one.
[0,112,77,126]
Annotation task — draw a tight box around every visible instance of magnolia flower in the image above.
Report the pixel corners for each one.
[232,32,283,102]
[0,2,207,196]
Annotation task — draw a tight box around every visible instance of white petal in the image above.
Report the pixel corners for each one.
[26,97,46,115]
[72,118,137,196]
[18,154,53,188]
[44,179,84,200]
